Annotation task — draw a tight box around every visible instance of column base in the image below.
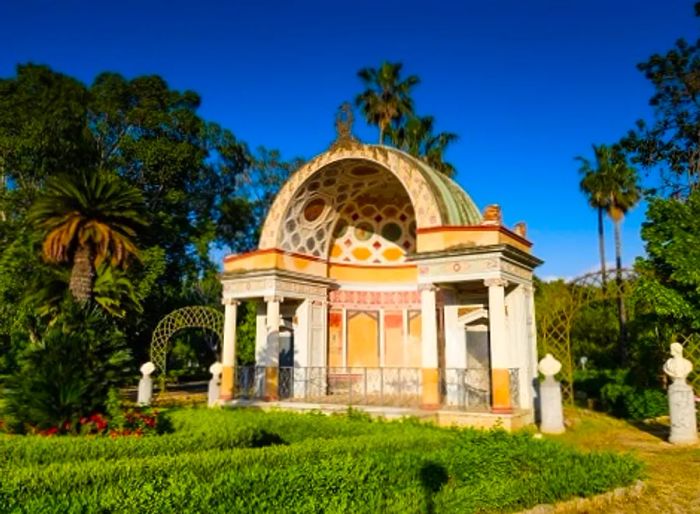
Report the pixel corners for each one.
[264,367,279,401]
[491,368,512,413]
[220,365,235,401]
[421,368,441,409]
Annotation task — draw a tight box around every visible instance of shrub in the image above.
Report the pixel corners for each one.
[1,302,132,432]
[600,382,668,420]
[0,409,643,513]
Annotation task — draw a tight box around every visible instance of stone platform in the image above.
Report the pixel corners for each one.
[225,399,533,431]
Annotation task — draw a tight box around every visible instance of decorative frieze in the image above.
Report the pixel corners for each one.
[328,289,420,310]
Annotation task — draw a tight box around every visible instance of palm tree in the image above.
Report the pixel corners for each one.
[605,149,641,362]
[387,115,459,177]
[577,144,641,362]
[577,144,615,288]
[30,170,146,302]
[355,61,420,144]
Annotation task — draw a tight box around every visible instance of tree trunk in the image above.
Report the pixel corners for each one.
[597,207,607,288]
[614,218,628,363]
[69,245,95,302]
[379,124,385,144]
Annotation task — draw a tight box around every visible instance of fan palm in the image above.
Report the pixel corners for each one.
[577,144,641,362]
[355,61,419,144]
[30,170,146,302]
[577,145,616,287]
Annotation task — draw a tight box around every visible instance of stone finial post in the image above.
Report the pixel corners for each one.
[208,362,223,407]
[663,343,698,445]
[538,353,565,434]
[137,362,155,406]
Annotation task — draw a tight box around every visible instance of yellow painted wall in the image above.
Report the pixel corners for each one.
[416,228,531,253]
[328,264,417,283]
[328,310,343,367]
[347,311,379,367]
[223,250,328,276]
[383,311,404,367]
[407,311,422,367]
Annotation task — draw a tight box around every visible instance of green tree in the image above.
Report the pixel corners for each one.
[621,4,700,197]
[577,144,616,287]
[355,61,420,144]
[387,115,459,177]
[29,170,146,302]
[577,145,640,361]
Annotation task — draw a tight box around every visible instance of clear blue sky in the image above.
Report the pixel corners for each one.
[1,0,698,278]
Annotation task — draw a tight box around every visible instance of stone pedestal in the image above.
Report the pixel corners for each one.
[208,362,223,407]
[540,376,565,434]
[668,380,698,445]
[663,342,698,445]
[137,362,155,406]
[538,353,565,434]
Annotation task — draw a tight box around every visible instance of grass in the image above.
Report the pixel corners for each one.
[549,407,700,513]
[0,408,642,513]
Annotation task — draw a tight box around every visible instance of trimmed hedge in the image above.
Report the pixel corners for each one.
[0,409,642,513]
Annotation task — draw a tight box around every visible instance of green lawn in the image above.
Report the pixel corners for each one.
[0,408,642,513]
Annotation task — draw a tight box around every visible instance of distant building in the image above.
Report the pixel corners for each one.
[220,133,542,428]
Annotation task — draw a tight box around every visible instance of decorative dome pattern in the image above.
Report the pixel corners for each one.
[278,159,416,263]
[259,145,482,252]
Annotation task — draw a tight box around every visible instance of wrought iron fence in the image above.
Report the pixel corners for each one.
[233,366,522,412]
[440,368,491,411]
[281,367,423,407]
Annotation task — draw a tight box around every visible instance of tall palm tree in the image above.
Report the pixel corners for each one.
[577,144,640,362]
[355,61,420,144]
[30,170,146,302]
[577,144,615,288]
[605,150,641,362]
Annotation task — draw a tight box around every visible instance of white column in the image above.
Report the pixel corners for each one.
[341,307,348,369]
[526,284,539,410]
[222,301,239,367]
[420,285,438,369]
[220,300,239,400]
[420,285,440,407]
[264,296,282,366]
[485,278,511,411]
[485,279,509,368]
[379,308,385,367]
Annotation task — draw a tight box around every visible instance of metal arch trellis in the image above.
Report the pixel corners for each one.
[677,333,700,392]
[536,268,637,404]
[149,306,224,375]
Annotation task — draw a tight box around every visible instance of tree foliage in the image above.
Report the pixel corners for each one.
[0,64,296,384]
[354,61,458,176]
[621,5,700,196]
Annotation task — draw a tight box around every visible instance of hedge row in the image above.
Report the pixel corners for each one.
[0,409,419,467]
[0,410,642,513]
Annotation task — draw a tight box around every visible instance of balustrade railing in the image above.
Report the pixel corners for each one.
[234,366,523,412]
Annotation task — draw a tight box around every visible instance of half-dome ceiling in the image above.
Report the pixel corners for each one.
[259,144,483,256]
[278,159,416,264]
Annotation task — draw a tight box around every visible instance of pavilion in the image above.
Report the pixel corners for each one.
[219,122,542,426]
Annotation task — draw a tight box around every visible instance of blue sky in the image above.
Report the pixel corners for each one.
[1,0,698,278]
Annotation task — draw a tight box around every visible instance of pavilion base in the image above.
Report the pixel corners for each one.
[224,399,533,431]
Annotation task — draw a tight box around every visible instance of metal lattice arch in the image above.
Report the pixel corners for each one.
[536,268,637,403]
[150,306,224,375]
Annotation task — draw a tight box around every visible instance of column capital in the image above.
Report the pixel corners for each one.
[264,295,284,303]
[222,299,241,306]
[484,278,508,289]
[418,283,438,293]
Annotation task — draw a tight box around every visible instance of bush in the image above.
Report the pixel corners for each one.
[600,383,668,420]
[1,302,132,432]
[0,409,643,513]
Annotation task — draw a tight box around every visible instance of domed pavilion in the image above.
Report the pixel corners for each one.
[219,124,542,427]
